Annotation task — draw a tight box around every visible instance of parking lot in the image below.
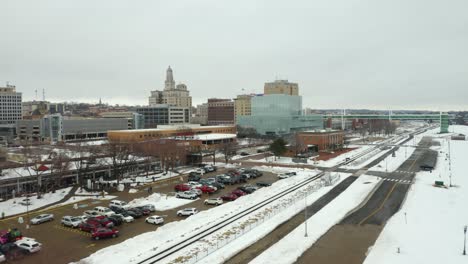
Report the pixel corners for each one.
[0,166,279,264]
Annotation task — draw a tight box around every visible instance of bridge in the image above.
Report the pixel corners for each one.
[324,112,449,133]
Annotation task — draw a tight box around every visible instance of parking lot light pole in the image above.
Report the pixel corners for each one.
[464,225,467,255]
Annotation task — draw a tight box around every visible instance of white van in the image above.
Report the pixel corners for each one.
[109,200,127,209]
[93,206,115,217]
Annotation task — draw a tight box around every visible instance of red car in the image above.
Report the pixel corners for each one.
[175,184,191,192]
[231,189,247,197]
[79,222,101,232]
[88,216,114,228]
[91,228,119,240]
[227,170,240,176]
[221,193,238,201]
[196,185,217,194]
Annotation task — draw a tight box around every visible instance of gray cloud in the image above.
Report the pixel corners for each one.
[1,0,467,110]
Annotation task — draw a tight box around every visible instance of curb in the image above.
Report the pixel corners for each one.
[341,177,384,221]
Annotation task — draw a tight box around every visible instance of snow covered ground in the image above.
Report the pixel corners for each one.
[77,167,323,264]
[364,125,468,264]
[250,174,381,264]
[0,187,73,217]
[126,193,197,211]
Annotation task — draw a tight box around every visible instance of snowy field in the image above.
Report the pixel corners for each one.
[0,187,73,217]
[77,167,322,264]
[126,193,197,211]
[364,125,468,264]
[251,174,381,264]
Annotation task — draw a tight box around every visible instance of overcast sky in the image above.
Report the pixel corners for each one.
[1,0,467,111]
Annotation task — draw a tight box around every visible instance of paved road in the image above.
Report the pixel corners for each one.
[0,167,279,264]
[295,136,438,264]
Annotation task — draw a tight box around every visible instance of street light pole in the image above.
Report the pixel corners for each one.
[463,225,467,256]
[304,191,308,237]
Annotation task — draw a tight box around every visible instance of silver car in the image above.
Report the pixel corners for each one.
[30,214,54,225]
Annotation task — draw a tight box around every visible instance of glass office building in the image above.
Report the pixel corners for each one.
[237,94,323,135]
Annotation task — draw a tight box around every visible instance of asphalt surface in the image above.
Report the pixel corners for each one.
[296,136,438,264]
[0,167,279,264]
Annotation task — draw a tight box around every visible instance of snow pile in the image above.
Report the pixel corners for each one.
[364,125,468,264]
[126,193,196,211]
[0,187,73,217]
[78,168,321,264]
[251,174,381,264]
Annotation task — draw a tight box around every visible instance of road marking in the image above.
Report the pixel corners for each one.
[86,244,96,248]
[53,225,92,237]
[359,182,398,225]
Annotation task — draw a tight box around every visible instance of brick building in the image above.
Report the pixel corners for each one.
[297,130,345,151]
[207,98,235,125]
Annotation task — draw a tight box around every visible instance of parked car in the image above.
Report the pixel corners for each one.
[216,175,232,185]
[278,172,296,179]
[196,185,217,194]
[257,149,265,153]
[91,228,119,240]
[76,215,89,222]
[113,213,134,223]
[187,189,202,197]
[187,181,202,188]
[177,208,198,217]
[84,210,100,218]
[88,216,114,228]
[61,216,83,228]
[78,221,101,232]
[238,185,257,194]
[420,164,434,171]
[210,181,225,190]
[227,170,240,176]
[126,208,143,218]
[139,204,156,212]
[14,239,41,253]
[256,181,272,187]
[93,206,115,217]
[0,252,5,262]
[204,165,216,172]
[221,193,238,201]
[232,189,247,197]
[145,215,164,225]
[204,197,223,206]
[240,152,250,156]
[19,198,32,206]
[205,177,217,185]
[199,179,210,185]
[30,214,54,225]
[107,215,123,226]
[133,207,151,215]
[109,200,127,210]
[174,184,192,192]
[176,191,198,200]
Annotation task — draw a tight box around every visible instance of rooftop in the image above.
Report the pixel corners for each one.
[108,125,235,133]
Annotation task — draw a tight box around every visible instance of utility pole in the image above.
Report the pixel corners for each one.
[448,138,452,187]
[464,225,467,255]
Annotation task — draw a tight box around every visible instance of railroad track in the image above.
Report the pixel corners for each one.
[137,127,429,264]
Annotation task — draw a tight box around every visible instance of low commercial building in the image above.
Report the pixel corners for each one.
[100,111,144,129]
[108,124,236,143]
[297,130,345,151]
[16,114,130,142]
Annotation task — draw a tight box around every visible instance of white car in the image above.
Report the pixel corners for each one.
[83,210,100,218]
[109,200,127,209]
[187,181,202,188]
[114,213,134,223]
[176,191,198,200]
[145,215,164,225]
[204,197,223,206]
[188,189,202,197]
[93,206,115,217]
[61,216,83,228]
[278,172,296,179]
[177,208,198,217]
[76,215,89,222]
[30,214,54,225]
[15,239,42,253]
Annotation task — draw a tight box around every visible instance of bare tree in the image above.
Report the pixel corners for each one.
[49,152,71,192]
[70,137,100,190]
[14,142,48,198]
[102,142,137,185]
[219,141,236,164]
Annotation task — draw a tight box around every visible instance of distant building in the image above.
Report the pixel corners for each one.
[22,101,66,118]
[234,94,253,117]
[100,111,144,129]
[207,99,235,125]
[264,80,299,96]
[0,84,22,125]
[16,114,129,142]
[297,130,345,151]
[237,93,323,135]
[148,66,192,120]
[191,103,208,125]
[136,105,190,128]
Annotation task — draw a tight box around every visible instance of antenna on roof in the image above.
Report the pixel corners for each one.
[35,89,38,100]
[42,88,45,101]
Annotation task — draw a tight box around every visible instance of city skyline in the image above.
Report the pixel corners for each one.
[1,0,468,111]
